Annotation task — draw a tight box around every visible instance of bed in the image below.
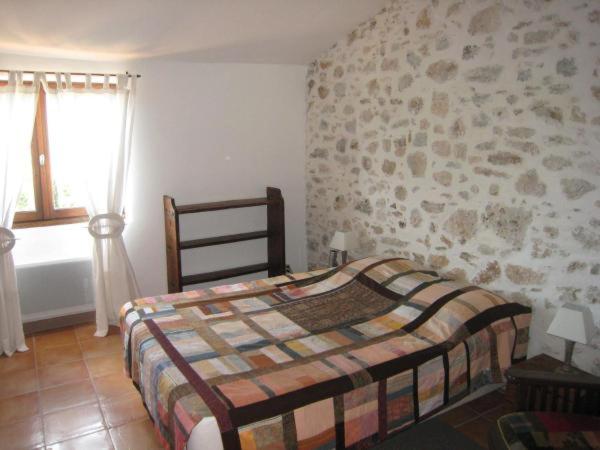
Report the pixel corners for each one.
[120,256,531,450]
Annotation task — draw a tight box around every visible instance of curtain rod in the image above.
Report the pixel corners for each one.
[0,70,141,78]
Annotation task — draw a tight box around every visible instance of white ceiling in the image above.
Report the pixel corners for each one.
[0,0,388,64]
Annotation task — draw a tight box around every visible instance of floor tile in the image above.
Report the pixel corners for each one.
[0,392,40,426]
[35,328,77,350]
[43,403,105,445]
[76,324,120,342]
[73,323,98,341]
[80,335,122,360]
[503,384,518,405]
[455,416,493,449]
[86,353,125,378]
[37,344,83,367]
[38,361,89,389]
[40,380,97,414]
[46,429,114,450]
[465,389,506,414]
[0,350,35,375]
[483,400,516,423]
[436,404,478,427]
[0,368,38,399]
[101,392,149,428]
[109,418,162,450]
[94,373,138,401]
[0,415,44,449]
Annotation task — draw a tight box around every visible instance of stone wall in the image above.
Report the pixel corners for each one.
[306,0,600,374]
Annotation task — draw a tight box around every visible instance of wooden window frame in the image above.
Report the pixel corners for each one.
[7,80,117,229]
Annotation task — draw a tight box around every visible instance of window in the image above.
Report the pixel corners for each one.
[5,75,119,228]
[12,86,87,227]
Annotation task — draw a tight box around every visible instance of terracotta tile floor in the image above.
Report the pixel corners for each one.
[0,323,515,449]
[437,387,517,449]
[0,323,161,450]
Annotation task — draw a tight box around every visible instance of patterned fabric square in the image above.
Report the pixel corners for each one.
[195,302,234,319]
[170,334,217,363]
[409,282,459,309]
[276,280,396,333]
[447,344,468,399]
[294,398,336,449]
[459,289,500,311]
[466,328,494,390]
[210,321,268,351]
[417,356,445,416]
[244,349,281,369]
[251,311,309,340]
[350,341,404,367]
[238,416,286,450]
[344,382,379,446]
[491,317,516,372]
[192,354,253,380]
[366,258,426,284]
[254,361,341,398]
[386,369,414,433]
[231,297,272,313]
[259,345,295,364]
[285,335,338,357]
[352,308,409,338]
[385,271,438,295]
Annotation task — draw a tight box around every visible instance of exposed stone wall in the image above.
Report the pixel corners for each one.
[306,0,600,374]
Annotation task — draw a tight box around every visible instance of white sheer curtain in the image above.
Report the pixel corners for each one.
[0,72,40,355]
[45,73,140,337]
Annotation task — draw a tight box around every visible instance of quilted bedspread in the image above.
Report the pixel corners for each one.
[120,257,531,450]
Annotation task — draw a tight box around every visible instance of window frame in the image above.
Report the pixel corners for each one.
[8,80,101,228]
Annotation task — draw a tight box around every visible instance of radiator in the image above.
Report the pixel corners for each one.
[17,258,94,322]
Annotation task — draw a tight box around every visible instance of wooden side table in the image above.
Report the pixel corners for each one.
[505,353,600,414]
[489,354,600,449]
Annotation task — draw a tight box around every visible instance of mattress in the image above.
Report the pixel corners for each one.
[120,256,531,450]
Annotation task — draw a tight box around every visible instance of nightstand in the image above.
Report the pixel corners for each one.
[488,353,600,450]
[505,353,600,411]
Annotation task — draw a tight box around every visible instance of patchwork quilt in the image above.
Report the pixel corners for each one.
[120,257,531,450]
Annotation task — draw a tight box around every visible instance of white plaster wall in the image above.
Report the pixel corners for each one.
[127,59,308,294]
[1,53,307,314]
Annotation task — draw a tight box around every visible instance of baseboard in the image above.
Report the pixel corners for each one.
[23,305,96,335]
[22,304,95,323]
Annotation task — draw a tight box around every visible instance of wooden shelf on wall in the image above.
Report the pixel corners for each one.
[175,197,269,214]
[163,187,286,293]
[179,230,268,250]
[181,262,270,286]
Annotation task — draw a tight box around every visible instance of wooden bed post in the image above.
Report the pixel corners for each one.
[267,187,286,277]
[163,195,182,293]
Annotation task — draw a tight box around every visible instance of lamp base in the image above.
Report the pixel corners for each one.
[554,340,577,373]
[563,339,575,366]
[328,249,348,267]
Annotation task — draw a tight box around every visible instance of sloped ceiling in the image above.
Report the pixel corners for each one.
[0,0,388,64]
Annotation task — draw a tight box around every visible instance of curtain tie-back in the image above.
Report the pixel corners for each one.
[0,227,16,255]
[88,213,126,239]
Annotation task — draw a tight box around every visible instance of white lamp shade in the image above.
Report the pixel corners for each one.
[330,231,354,251]
[547,304,595,345]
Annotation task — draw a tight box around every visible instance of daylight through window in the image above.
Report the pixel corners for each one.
[8,74,118,227]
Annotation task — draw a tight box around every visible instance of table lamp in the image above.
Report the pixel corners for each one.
[547,304,594,368]
[329,231,353,267]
